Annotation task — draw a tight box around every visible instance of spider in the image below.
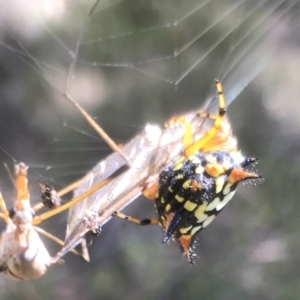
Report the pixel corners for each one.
[113,80,262,263]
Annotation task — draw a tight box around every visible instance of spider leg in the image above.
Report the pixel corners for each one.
[197,112,219,120]
[113,181,159,227]
[184,80,227,156]
[113,211,159,226]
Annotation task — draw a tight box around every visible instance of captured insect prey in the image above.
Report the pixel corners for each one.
[0,163,52,280]
[114,81,263,263]
[0,163,81,280]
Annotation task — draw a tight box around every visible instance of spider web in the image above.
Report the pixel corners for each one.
[0,0,298,299]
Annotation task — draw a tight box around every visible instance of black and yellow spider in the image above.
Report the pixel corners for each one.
[114,80,261,263]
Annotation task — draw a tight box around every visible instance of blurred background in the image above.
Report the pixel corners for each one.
[0,0,300,299]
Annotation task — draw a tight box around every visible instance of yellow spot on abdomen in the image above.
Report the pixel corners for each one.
[165,204,172,212]
[216,191,235,211]
[223,183,232,195]
[173,162,183,171]
[175,195,185,203]
[179,226,192,234]
[194,203,208,221]
[215,176,225,193]
[195,166,204,174]
[184,200,197,211]
[206,197,220,211]
[191,225,202,236]
[182,179,191,189]
[202,215,216,228]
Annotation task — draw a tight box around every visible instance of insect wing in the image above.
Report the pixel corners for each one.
[56,125,163,260]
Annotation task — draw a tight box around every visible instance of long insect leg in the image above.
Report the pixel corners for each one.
[33,165,128,225]
[33,177,86,212]
[33,226,81,257]
[64,93,130,165]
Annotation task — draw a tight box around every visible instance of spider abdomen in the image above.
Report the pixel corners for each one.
[155,150,260,263]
